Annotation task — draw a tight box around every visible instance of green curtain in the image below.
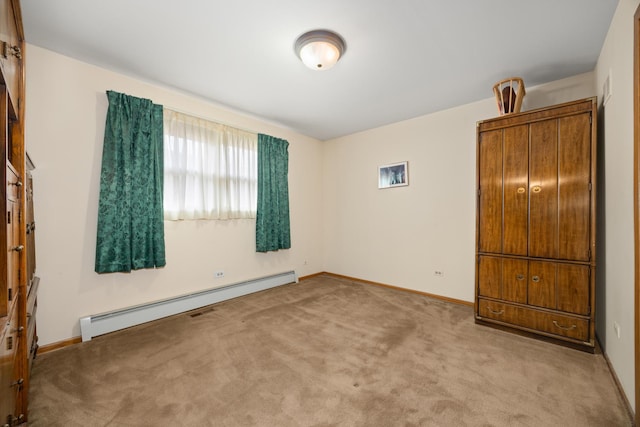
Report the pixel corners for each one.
[256,134,291,252]
[95,91,166,273]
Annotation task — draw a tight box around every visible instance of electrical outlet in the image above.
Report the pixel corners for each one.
[613,321,620,339]
[434,271,444,277]
[215,271,225,278]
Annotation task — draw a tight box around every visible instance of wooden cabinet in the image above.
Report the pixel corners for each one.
[475,98,597,351]
[0,1,34,424]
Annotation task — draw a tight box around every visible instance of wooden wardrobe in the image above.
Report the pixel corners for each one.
[0,0,38,424]
[475,97,597,352]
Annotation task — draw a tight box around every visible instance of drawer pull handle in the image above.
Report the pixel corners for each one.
[532,185,542,193]
[487,307,504,315]
[13,245,24,252]
[531,275,540,283]
[516,274,524,280]
[517,187,525,194]
[552,321,577,331]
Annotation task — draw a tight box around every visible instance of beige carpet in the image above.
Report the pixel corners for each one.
[28,274,631,426]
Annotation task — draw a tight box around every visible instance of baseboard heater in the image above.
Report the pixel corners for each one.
[79,270,297,342]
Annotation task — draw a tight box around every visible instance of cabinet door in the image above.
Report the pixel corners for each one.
[503,126,529,256]
[528,113,592,261]
[502,258,527,303]
[529,120,558,258]
[478,130,503,253]
[528,260,556,309]
[558,113,592,261]
[478,256,527,304]
[478,256,501,299]
[557,263,590,315]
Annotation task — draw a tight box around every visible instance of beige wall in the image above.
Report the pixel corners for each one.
[25,45,324,345]
[322,73,595,303]
[595,0,639,412]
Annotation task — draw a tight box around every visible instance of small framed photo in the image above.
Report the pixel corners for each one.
[378,161,409,189]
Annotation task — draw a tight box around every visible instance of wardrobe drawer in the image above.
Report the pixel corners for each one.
[478,298,589,342]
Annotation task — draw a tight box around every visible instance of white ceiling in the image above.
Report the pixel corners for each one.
[21,0,619,141]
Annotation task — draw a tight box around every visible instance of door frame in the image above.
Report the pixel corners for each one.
[634,4,640,426]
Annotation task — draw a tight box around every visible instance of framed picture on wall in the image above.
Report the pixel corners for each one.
[378,161,409,189]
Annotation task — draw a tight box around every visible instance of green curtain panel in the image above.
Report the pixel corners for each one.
[95,91,166,273]
[256,134,291,252]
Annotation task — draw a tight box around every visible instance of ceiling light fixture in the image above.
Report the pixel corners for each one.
[295,29,346,71]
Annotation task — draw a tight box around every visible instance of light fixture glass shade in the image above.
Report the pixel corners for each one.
[299,41,340,70]
[295,30,345,71]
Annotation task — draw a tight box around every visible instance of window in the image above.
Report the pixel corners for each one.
[163,109,257,220]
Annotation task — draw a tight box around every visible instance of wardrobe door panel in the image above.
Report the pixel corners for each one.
[478,256,501,299]
[478,130,503,254]
[529,120,558,258]
[558,113,591,261]
[528,261,556,310]
[502,258,527,304]
[503,125,529,256]
[557,263,590,315]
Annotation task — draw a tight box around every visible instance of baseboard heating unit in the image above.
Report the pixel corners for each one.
[80,270,297,342]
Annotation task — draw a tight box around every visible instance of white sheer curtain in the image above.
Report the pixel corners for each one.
[163,109,258,220]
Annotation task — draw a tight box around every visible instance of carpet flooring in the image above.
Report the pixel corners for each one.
[28,274,632,426]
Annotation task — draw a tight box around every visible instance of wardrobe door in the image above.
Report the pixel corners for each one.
[502,258,527,304]
[528,260,557,310]
[478,256,501,299]
[558,113,592,262]
[503,125,529,256]
[478,129,503,254]
[557,263,590,315]
[529,119,559,259]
